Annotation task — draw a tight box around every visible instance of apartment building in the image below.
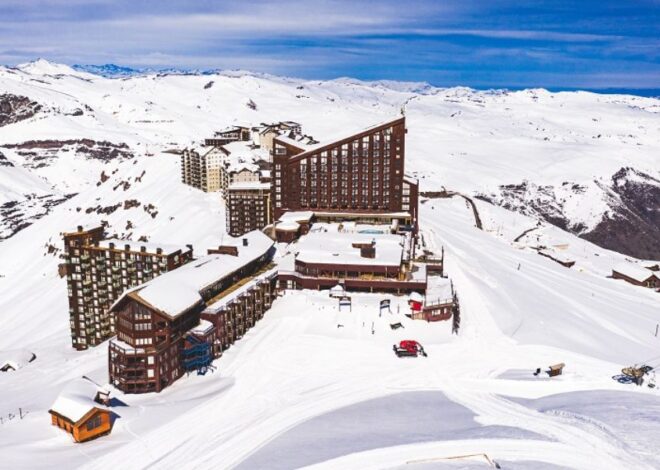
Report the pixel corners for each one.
[180,146,227,192]
[63,226,193,350]
[271,117,419,233]
[204,125,251,147]
[108,231,275,393]
[226,182,272,236]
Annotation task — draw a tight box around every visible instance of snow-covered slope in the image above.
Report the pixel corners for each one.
[0,60,659,469]
[1,60,658,257]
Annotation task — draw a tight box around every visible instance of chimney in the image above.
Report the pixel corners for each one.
[77,225,83,232]
[242,238,249,247]
[360,240,376,259]
[140,246,146,253]
[156,248,163,255]
[109,242,115,250]
[125,244,130,251]
[186,244,193,252]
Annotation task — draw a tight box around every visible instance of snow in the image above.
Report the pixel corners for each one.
[287,116,403,155]
[97,238,189,256]
[294,230,403,267]
[191,319,214,336]
[135,230,274,317]
[0,349,35,371]
[612,262,657,282]
[228,181,270,190]
[276,220,300,231]
[49,378,106,423]
[538,248,575,265]
[425,277,454,304]
[277,210,315,223]
[0,62,659,469]
[204,266,278,314]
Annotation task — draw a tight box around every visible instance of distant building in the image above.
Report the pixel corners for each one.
[63,226,193,350]
[204,125,251,147]
[180,146,227,192]
[255,121,302,152]
[48,378,113,443]
[612,263,660,288]
[108,231,275,393]
[272,117,419,234]
[219,164,261,198]
[226,182,272,236]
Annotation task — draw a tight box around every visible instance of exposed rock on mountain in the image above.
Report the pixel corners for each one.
[0,94,42,127]
[477,168,660,259]
[583,168,660,260]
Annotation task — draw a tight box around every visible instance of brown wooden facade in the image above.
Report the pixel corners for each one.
[109,249,275,394]
[272,117,418,233]
[63,226,193,350]
[202,270,278,352]
[612,270,660,288]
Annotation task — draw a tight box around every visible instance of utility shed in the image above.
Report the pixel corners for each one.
[612,263,659,288]
[48,379,112,443]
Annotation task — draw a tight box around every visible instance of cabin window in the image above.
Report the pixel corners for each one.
[86,415,102,431]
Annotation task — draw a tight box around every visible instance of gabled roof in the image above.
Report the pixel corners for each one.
[111,231,274,319]
[49,378,109,425]
[613,263,657,283]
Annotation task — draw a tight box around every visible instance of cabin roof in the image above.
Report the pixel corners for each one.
[49,378,109,424]
[613,262,657,283]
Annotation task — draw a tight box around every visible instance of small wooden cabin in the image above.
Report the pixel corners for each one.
[612,263,660,288]
[48,379,113,443]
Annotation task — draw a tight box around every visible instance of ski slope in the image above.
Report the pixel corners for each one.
[0,61,659,469]
[2,196,660,469]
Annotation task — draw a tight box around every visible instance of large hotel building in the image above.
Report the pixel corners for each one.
[271,117,418,233]
[63,226,193,350]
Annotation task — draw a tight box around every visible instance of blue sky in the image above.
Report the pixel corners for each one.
[1,0,658,90]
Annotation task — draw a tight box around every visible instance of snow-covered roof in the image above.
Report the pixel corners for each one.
[278,211,315,223]
[204,266,278,314]
[228,181,271,191]
[613,263,657,283]
[123,231,274,318]
[49,378,108,424]
[425,277,453,305]
[228,162,260,174]
[274,134,311,150]
[216,125,248,134]
[409,291,424,302]
[191,319,214,335]
[97,239,189,256]
[0,349,35,371]
[539,249,575,264]
[314,210,411,219]
[277,117,404,159]
[294,231,403,267]
[276,221,300,231]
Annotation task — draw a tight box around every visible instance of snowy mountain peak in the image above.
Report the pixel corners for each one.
[16,58,78,76]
